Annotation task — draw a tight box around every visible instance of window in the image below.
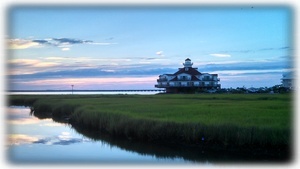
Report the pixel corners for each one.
[188,82,194,86]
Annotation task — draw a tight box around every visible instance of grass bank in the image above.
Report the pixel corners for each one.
[8,94,292,157]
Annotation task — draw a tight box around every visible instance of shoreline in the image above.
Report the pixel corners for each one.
[69,117,291,162]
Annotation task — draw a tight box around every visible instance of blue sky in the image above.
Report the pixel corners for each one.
[7,5,293,90]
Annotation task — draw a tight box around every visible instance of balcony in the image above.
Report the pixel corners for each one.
[155,83,220,88]
[157,79,168,82]
[200,78,220,81]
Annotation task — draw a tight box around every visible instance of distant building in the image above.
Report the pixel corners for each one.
[281,72,293,89]
[155,58,220,93]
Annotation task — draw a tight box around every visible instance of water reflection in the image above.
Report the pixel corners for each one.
[72,125,203,162]
[71,123,274,163]
[30,107,52,120]
[7,106,40,125]
[33,108,197,162]
[8,134,39,145]
[7,106,189,163]
[7,106,288,164]
[28,106,214,162]
[32,131,90,146]
[7,107,90,147]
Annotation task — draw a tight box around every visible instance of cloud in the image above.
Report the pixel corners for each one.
[61,48,70,51]
[14,76,158,86]
[8,66,176,79]
[8,76,159,90]
[200,60,289,73]
[8,59,60,75]
[52,38,92,45]
[210,53,231,58]
[32,39,51,45]
[219,46,290,54]
[7,37,117,50]
[258,47,290,51]
[88,42,118,45]
[156,51,164,56]
[7,39,40,49]
[8,57,147,76]
[216,69,287,76]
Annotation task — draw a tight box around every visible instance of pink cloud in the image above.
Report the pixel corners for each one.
[8,134,39,145]
[7,39,40,49]
[8,59,61,75]
[16,76,158,90]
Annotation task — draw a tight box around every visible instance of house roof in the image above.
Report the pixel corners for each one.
[174,68,202,76]
[191,76,200,81]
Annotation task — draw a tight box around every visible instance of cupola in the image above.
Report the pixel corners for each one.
[183,58,193,70]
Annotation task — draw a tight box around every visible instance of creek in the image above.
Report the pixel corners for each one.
[7,106,283,164]
[7,106,202,164]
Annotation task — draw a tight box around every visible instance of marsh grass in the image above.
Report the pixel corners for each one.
[8,94,292,153]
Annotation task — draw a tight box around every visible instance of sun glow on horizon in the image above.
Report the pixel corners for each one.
[11,76,158,90]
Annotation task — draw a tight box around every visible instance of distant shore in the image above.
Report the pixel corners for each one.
[8,94,292,161]
[7,89,165,92]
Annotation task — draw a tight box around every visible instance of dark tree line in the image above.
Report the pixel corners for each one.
[214,85,292,94]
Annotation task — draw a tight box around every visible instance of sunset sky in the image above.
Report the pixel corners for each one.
[7,5,293,90]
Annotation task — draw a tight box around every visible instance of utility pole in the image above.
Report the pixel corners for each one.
[71,85,74,95]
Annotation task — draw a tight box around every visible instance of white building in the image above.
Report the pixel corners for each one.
[155,58,220,93]
[281,72,293,89]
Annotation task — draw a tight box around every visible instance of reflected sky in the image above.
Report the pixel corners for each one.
[7,106,90,146]
[7,106,191,164]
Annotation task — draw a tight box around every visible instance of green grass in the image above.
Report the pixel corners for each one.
[8,94,292,151]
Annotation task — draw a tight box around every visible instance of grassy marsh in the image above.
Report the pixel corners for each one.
[8,94,292,156]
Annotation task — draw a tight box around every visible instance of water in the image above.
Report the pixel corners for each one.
[6,96,288,164]
[6,106,197,164]
[8,90,164,95]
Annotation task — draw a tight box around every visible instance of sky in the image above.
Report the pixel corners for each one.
[6,5,293,90]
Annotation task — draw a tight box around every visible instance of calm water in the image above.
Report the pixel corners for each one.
[6,106,199,164]
[8,91,164,95]
[6,106,274,164]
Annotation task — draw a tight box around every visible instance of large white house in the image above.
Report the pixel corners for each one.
[155,58,220,93]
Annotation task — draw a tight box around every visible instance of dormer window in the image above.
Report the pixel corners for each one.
[185,67,189,71]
